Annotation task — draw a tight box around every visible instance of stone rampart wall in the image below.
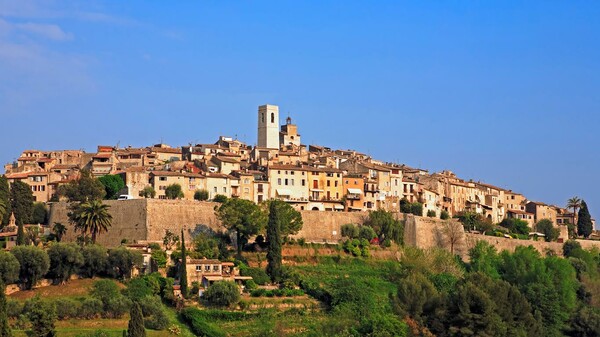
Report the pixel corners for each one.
[48,200,600,256]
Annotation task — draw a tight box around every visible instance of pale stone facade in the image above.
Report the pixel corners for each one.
[257,104,280,149]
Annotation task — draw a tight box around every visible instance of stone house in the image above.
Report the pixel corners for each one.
[185,258,252,293]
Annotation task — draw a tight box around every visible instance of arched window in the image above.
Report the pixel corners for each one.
[261,112,265,123]
[271,113,275,123]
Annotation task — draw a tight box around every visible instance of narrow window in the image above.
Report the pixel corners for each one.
[271,113,275,123]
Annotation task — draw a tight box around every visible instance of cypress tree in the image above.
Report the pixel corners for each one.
[577,200,593,238]
[15,219,24,246]
[266,201,283,283]
[127,302,146,337]
[0,176,9,225]
[179,229,188,298]
[0,282,12,337]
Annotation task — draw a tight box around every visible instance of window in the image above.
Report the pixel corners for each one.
[334,181,338,187]
[205,265,210,272]
[196,265,202,271]
[271,113,275,123]
[244,188,249,193]
[301,179,305,186]
[290,171,295,175]
[261,112,265,123]
[213,265,220,272]
[278,178,282,185]
[214,187,217,192]
[285,179,288,185]
[223,187,226,193]
[291,179,295,186]
[327,181,330,187]
[160,177,167,181]
[258,184,264,193]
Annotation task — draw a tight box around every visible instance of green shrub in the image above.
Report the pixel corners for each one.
[427,210,436,217]
[239,267,270,285]
[6,299,23,319]
[180,308,226,337]
[440,210,450,220]
[244,280,258,291]
[194,190,209,201]
[202,281,241,308]
[78,297,103,319]
[54,298,80,320]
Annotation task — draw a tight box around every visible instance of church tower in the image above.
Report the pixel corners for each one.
[257,104,280,149]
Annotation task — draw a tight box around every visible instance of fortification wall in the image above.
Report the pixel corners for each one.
[292,210,369,242]
[48,199,148,246]
[145,199,222,242]
[48,199,600,256]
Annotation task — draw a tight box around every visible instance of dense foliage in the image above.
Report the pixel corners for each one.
[98,175,125,200]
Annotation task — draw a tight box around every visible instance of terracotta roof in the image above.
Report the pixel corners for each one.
[188,259,222,264]
[215,156,240,164]
[150,147,181,154]
[17,157,37,162]
[5,172,30,179]
[52,164,78,170]
[150,170,203,178]
[93,153,112,159]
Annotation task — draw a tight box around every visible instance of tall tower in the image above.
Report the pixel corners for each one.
[257,104,280,149]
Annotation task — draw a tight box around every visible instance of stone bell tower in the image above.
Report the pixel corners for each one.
[257,104,280,149]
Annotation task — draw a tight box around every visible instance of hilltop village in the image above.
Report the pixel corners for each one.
[3,104,586,236]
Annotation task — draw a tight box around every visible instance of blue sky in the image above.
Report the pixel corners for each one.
[0,1,598,220]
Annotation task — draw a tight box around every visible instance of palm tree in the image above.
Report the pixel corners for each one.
[52,222,67,242]
[567,197,582,224]
[72,200,112,244]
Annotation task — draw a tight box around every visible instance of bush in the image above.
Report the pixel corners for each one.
[79,297,103,319]
[202,281,241,308]
[244,280,258,291]
[151,249,167,268]
[194,190,209,201]
[239,267,270,285]
[358,226,377,241]
[341,224,359,239]
[139,296,169,330]
[427,210,436,218]
[212,194,228,203]
[54,298,80,320]
[180,308,226,337]
[297,238,306,246]
[6,299,23,319]
[440,210,450,220]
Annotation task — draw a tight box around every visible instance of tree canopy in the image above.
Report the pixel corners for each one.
[58,169,106,202]
[216,198,266,255]
[164,184,184,199]
[10,180,33,224]
[577,200,593,238]
[70,200,113,244]
[98,175,125,200]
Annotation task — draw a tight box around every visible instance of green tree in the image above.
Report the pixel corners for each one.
[107,247,143,280]
[536,219,559,242]
[266,201,282,283]
[0,281,11,337]
[194,190,209,201]
[0,200,6,229]
[410,202,424,216]
[263,200,303,239]
[47,243,84,284]
[202,281,240,308]
[0,251,19,284]
[499,218,530,235]
[71,200,113,244]
[26,296,56,337]
[10,180,33,225]
[179,229,188,298]
[426,210,436,217]
[11,245,49,290]
[98,175,125,200]
[468,241,500,278]
[52,222,66,242]
[58,169,105,202]
[15,219,25,246]
[0,176,9,225]
[364,209,403,244]
[164,184,184,200]
[162,230,179,251]
[341,223,359,239]
[358,226,377,241]
[139,186,156,199]
[212,194,228,203]
[81,244,108,278]
[127,302,146,337]
[440,210,450,220]
[31,203,47,225]
[577,200,593,238]
[393,272,442,325]
[216,198,266,256]
[563,240,583,258]
[192,233,219,259]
